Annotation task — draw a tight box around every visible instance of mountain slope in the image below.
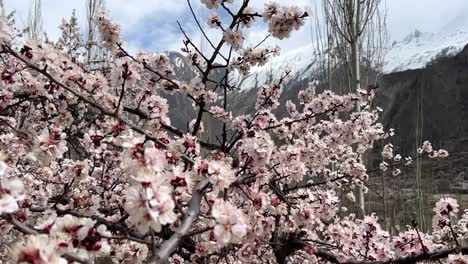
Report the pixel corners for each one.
[228,26,468,92]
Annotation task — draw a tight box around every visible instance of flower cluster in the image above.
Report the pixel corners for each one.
[382,143,394,159]
[33,128,68,165]
[255,82,283,111]
[13,235,67,264]
[223,29,245,50]
[0,160,24,215]
[263,2,308,39]
[212,201,248,245]
[195,158,235,193]
[432,197,459,230]
[325,215,393,262]
[207,13,221,28]
[239,131,274,169]
[0,1,465,263]
[96,8,122,51]
[125,180,177,233]
[201,0,233,10]
[231,46,279,75]
[448,254,468,264]
[140,52,174,77]
[50,215,111,256]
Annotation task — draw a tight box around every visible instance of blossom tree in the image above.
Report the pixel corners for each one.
[0,1,466,264]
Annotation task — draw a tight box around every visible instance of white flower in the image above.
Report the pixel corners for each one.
[0,168,24,215]
[207,160,235,191]
[200,0,232,9]
[223,29,245,50]
[115,242,149,263]
[144,147,168,173]
[51,215,96,241]
[34,128,68,164]
[417,140,433,154]
[240,132,274,168]
[432,197,459,230]
[447,254,468,264]
[437,149,449,158]
[434,197,459,217]
[379,162,388,171]
[0,160,7,178]
[0,194,20,214]
[212,201,248,245]
[208,13,221,28]
[394,154,402,162]
[14,235,67,264]
[382,144,393,159]
[96,8,122,51]
[241,7,256,28]
[125,182,177,233]
[263,3,307,39]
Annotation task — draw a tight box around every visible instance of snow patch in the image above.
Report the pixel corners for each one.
[230,28,468,91]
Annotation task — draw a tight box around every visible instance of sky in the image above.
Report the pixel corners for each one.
[4,0,468,54]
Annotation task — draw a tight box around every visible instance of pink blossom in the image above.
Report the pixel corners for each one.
[417,140,433,154]
[240,7,256,28]
[448,254,468,264]
[144,147,168,173]
[201,0,219,9]
[95,9,122,51]
[208,13,221,28]
[434,197,459,217]
[115,242,149,263]
[13,235,67,264]
[125,181,176,233]
[0,161,24,214]
[207,160,235,191]
[263,2,308,39]
[212,201,248,244]
[33,128,68,164]
[382,144,394,159]
[432,197,459,230]
[223,29,245,50]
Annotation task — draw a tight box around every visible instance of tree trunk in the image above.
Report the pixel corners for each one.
[351,0,365,219]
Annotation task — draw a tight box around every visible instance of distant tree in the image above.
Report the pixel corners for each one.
[26,0,43,40]
[56,9,84,57]
[85,0,105,62]
[320,0,389,219]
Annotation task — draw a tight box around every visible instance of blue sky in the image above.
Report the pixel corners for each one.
[5,0,468,54]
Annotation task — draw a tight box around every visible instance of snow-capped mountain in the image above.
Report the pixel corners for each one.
[229,43,319,92]
[385,10,468,73]
[229,22,468,91]
[385,29,468,73]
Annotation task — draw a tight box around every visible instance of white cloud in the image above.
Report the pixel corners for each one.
[3,0,188,42]
[4,0,468,54]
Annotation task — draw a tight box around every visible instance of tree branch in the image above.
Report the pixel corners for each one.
[152,180,209,264]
